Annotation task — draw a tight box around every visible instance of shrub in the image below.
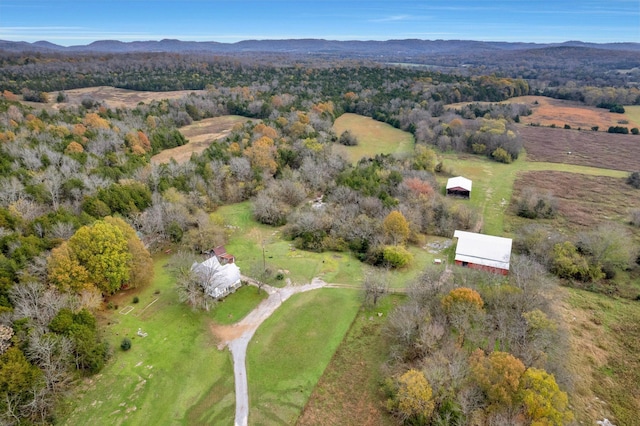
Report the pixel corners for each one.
[121,338,132,351]
[491,147,512,164]
[337,130,358,146]
[631,128,639,135]
[563,124,571,129]
[382,245,413,268]
[627,171,640,189]
[133,296,139,304]
[515,188,558,219]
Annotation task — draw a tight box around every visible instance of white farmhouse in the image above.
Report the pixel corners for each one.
[191,255,242,299]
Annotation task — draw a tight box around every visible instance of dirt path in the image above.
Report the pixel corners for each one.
[214,278,327,426]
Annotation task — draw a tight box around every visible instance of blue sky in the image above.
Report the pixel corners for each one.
[1,0,638,46]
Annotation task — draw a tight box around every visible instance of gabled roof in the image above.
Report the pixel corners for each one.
[192,256,241,298]
[453,230,512,270]
[446,176,472,192]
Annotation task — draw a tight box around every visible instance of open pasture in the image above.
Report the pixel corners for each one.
[151,115,250,164]
[509,96,640,130]
[509,170,640,232]
[519,125,640,172]
[332,113,414,163]
[50,86,202,109]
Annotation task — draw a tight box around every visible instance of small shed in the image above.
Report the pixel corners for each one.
[453,230,512,275]
[446,176,472,198]
[191,256,241,299]
[212,245,235,264]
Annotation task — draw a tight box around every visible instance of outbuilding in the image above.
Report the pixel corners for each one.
[446,176,472,198]
[453,230,512,275]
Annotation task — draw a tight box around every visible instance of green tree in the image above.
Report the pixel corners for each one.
[68,221,132,294]
[0,347,44,418]
[104,216,154,289]
[382,245,413,268]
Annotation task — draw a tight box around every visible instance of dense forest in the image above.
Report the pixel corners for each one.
[0,46,639,424]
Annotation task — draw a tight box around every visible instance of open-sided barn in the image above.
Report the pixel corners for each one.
[453,230,512,275]
[446,176,472,198]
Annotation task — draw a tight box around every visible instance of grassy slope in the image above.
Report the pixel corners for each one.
[297,296,402,426]
[332,113,414,163]
[563,289,640,424]
[247,288,361,425]
[210,285,268,325]
[61,257,236,426]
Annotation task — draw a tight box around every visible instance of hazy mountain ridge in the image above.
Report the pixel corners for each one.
[2,38,639,56]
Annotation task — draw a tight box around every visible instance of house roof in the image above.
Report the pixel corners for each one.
[446,176,472,192]
[192,256,241,298]
[212,245,227,256]
[453,230,512,270]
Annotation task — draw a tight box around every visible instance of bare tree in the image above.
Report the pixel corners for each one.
[362,270,389,307]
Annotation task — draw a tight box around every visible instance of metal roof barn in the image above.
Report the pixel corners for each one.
[446,176,472,198]
[453,230,512,275]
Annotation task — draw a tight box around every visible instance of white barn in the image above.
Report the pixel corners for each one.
[446,176,472,198]
[191,256,242,299]
[453,230,512,275]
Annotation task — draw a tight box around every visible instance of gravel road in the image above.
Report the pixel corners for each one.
[225,278,327,426]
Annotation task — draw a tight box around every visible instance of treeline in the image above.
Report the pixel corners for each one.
[382,260,573,425]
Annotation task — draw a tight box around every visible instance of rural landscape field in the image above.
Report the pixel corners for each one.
[1,8,640,425]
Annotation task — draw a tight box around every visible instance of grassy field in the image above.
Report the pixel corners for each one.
[561,288,640,425]
[438,152,628,236]
[332,113,414,163]
[623,105,640,126]
[61,257,236,426]
[246,288,361,425]
[210,284,268,325]
[151,115,249,165]
[297,295,402,426]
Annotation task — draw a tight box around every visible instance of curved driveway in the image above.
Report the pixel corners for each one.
[223,278,327,426]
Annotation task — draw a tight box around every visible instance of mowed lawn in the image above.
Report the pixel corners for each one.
[332,113,414,163]
[61,257,236,426]
[246,288,361,425]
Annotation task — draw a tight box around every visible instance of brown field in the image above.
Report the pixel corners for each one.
[151,115,251,164]
[510,170,640,232]
[509,96,640,130]
[519,125,640,172]
[49,86,202,109]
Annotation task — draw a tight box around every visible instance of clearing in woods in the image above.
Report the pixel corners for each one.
[49,86,202,109]
[332,113,414,163]
[151,115,251,164]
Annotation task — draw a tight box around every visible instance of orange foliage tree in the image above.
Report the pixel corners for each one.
[470,350,526,409]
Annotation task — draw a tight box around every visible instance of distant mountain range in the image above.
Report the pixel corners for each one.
[1,38,639,56]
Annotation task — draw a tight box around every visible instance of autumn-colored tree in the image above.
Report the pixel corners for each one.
[244,136,277,175]
[470,349,526,408]
[383,210,410,245]
[64,141,84,154]
[104,216,154,289]
[253,123,278,139]
[68,221,132,295]
[404,177,435,198]
[442,287,485,343]
[519,368,573,425]
[83,112,109,129]
[47,241,92,293]
[389,369,435,423]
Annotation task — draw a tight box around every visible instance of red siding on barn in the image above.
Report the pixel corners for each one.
[455,260,508,276]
